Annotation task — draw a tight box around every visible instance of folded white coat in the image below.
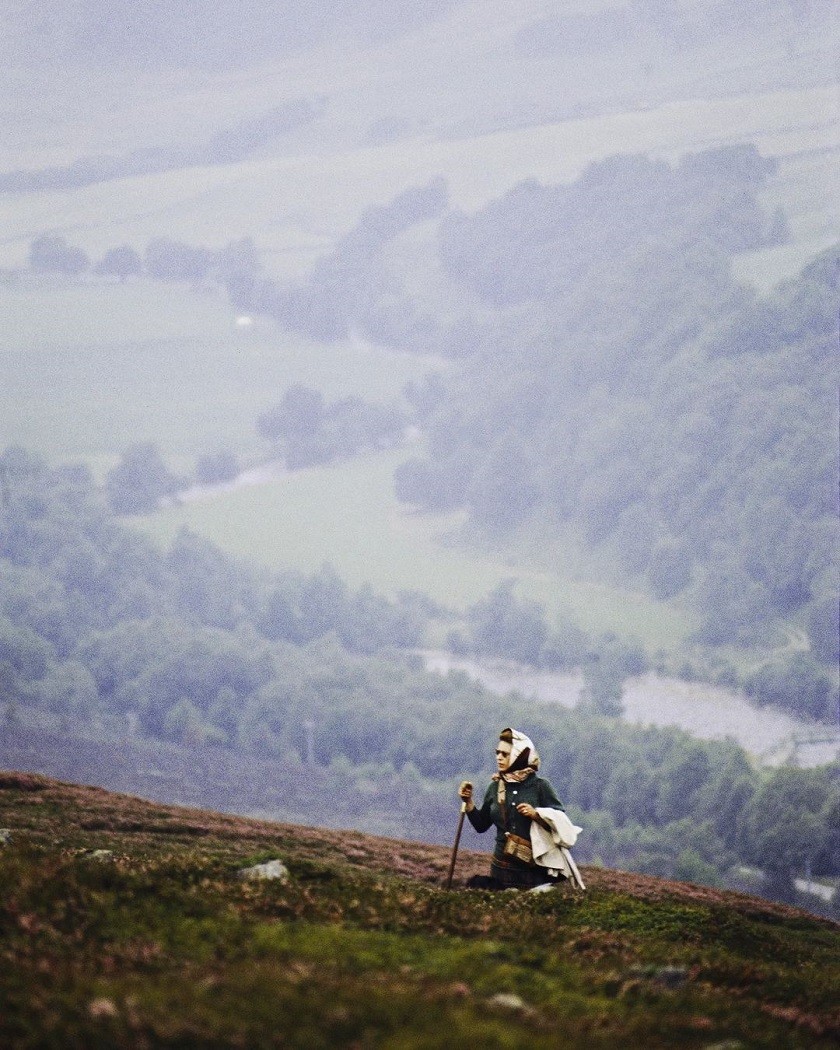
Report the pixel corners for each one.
[530,807,586,889]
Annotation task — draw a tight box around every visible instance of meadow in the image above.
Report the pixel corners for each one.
[142,445,694,650]
[0,277,438,477]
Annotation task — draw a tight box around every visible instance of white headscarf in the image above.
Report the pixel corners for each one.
[494,728,540,804]
[504,728,540,772]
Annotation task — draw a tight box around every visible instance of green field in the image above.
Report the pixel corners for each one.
[141,446,694,650]
[0,277,440,476]
[0,272,690,650]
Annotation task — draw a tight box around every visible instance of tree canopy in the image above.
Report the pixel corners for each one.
[260,148,836,684]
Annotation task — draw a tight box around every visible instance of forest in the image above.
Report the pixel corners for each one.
[0,448,837,909]
[217,146,838,719]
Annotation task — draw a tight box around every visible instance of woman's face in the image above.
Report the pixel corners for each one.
[495,741,512,772]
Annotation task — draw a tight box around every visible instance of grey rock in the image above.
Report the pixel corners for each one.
[489,993,526,1010]
[88,997,119,1020]
[653,965,689,989]
[488,993,537,1017]
[0,829,11,845]
[238,859,290,882]
[628,964,689,989]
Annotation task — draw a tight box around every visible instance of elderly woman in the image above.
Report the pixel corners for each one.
[459,727,572,890]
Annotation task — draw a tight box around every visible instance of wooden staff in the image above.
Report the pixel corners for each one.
[444,797,469,890]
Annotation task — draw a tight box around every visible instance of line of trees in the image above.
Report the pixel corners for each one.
[256,384,406,470]
[1,98,324,196]
[104,443,242,515]
[27,233,260,285]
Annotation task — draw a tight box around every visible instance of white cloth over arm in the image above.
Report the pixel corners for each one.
[530,808,586,889]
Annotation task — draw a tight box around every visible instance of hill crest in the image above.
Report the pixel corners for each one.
[0,769,825,922]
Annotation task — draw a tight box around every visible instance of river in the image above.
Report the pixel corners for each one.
[420,651,840,768]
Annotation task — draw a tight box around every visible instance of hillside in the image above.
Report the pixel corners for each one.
[270,151,837,669]
[1,772,838,1048]
[0,1,834,277]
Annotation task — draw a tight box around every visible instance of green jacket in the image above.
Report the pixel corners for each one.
[467,774,564,859]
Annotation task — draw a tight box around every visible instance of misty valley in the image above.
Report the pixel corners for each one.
[0,4,838,1045]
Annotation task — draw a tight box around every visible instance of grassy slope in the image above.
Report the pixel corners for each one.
[1,772,837,1048]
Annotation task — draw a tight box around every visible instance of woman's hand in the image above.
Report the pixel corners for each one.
[516,803,538,820]
[458,781,474,811]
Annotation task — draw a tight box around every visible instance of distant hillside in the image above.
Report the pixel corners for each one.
[247,147,839,698]
[2,0,831,89]
[1,772,837,1048]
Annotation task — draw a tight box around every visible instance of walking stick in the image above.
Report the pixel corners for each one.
[444,798,468,890]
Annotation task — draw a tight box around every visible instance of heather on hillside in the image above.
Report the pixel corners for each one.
[1,774,838,1049]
